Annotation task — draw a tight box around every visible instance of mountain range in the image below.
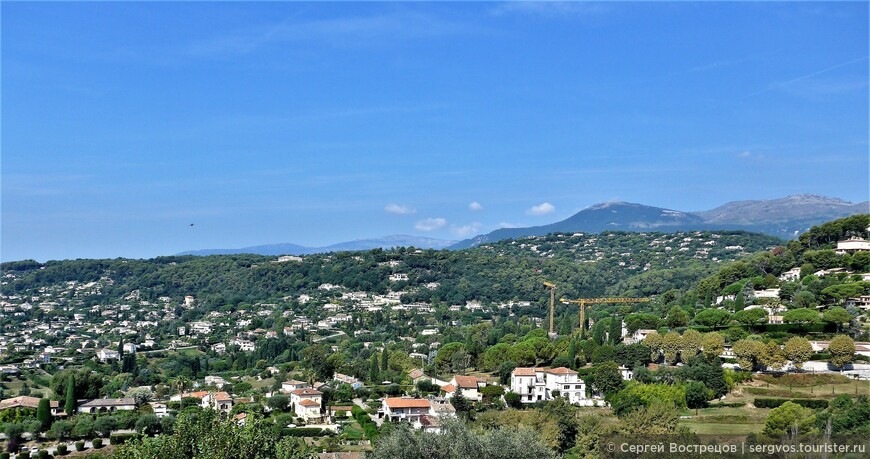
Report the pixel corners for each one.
[449,194,868,249]
[179,194,868,256]
[178,235,458,256]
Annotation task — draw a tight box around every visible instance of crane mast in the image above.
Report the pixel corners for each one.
[542,281,556,338]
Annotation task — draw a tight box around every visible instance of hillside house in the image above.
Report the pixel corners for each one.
[510,367,587,405]
[78,398,136,413]
[290,388,323,423]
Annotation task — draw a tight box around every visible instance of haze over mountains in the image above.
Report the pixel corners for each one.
[178,235,458,256]
[180,195,868,256]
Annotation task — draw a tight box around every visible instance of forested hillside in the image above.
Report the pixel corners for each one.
[1,230,781,311]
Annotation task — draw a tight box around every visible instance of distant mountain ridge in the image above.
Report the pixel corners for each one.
[178,235,457,256]
[449,195,869,249]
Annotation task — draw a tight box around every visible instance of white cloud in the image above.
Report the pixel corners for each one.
[451,222,482,237]
[526,202,555,216]
[498,222,524,229]
[737,151,752,158]
[468,201,483,211]
[415,217,447,232]
[384,203,416,215]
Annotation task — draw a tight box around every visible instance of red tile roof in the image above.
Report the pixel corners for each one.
[299,399,320,407]
[292,388,323,396]
[452,375,480,389]
[440,384,457,393]
[385,397,431,409]
[546,367,578,375]
[512,367,537,376]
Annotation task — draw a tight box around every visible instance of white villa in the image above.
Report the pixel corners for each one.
[510,367,587,405]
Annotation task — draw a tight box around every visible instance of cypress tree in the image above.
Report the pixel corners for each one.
[568,340,577,369]
[369,354,379,383]
[381,349,389,373]
[64,376,76,416]
[36,398,52,431]
[609,317,622,345]
[118,337,124,361]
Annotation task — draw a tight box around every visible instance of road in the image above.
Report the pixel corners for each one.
[313,330,347,343]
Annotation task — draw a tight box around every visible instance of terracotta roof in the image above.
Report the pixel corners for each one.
[512,367,537,376]
[546,367,578,375]
[440,384,457,393]
[292,388,323,396]
[181,391,208,399]
[330,405,353,411]
[409,369,425,379]
[283,379,306,385]
[385,397,431,409]
[212,392,232,401]
[0,396,58,410]
[299,399,320,407]
[452,375,480,389]
[234,412,247,420]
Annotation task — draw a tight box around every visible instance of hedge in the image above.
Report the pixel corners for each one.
[110,432,141,445]
[16,453,28,459]
[0,452,9,459]
[75,441,85,452]
[92,438,103,449]
[754,398,829,409]
[710,401,746,408]
[280,428,330,437]
[351,404,379,443]
[56,444,68,456]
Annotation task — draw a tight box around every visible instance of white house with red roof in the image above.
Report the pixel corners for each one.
[290,388,323,423]
[446,375,485,401]
[382,397,432,423]
[510,367,587,404]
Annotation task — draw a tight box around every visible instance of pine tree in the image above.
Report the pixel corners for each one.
[64,376,76,416]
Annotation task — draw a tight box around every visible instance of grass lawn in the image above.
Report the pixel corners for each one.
[679,421,760,435]
[342,421,366,441]
[176,347,204,357]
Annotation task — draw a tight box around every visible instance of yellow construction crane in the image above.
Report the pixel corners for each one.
[560,297,650,335]
[542,281,556,337]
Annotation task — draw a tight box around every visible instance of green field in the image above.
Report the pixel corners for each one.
[678,373,870,436]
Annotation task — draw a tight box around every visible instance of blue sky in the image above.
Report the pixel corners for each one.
[2,1,868,261]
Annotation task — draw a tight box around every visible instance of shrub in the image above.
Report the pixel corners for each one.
[92,438,103,449]
[110,432,140,445]
[0,452,9,459]
[75,441,85,451]
[56,444,67,456]
[280,428,327,437]
[16,453,28,459]
[37,451,50,459]
[754,398,828,409]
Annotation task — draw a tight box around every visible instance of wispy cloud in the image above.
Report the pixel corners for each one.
[491,1,614,19]
[690,57,752,72]
[498,222,524,229]
[743,56,869,98]
[468,201,483,211]
[415,217,447,232]
[451,222,482,237]
[186,11,485,57]
[526,202,555,216]
[384,203,416,215]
